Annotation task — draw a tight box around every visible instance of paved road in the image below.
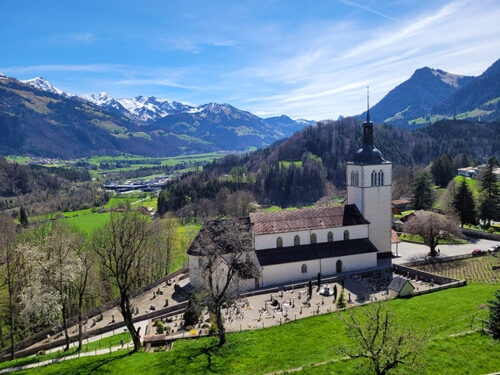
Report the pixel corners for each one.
[392,238,499,264]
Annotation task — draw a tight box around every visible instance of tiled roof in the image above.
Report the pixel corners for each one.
[250,204,369,235]
[187,217,253,256]
[255,238,377,266]
[392,199,411,205]
[391,230,402,244]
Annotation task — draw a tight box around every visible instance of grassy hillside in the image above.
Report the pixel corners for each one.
[16,284,499,375]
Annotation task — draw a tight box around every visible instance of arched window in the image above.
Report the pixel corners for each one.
[310,233,317,244]
[371,170,377,186]
[327,231,333,242]
[276,237,283,248]
[355,171,359,187]
[343,230,349,241]
[378,170,384,186]
[294,235,301,246]
[198,258,202,267]
[301,264,308,274]
[336,260,342,273]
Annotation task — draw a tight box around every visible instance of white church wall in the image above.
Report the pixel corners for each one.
[254,230,311,250]
[254,225,368,250]
[261,259,320,287]
[189,254,258,292]
[321,252,377,276]
[188,255,204,289]
[347,163,392,254]
[261,252,377,288]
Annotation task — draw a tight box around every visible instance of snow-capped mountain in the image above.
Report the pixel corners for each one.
[117,96,193,122]
[21,77,72,97]
[80,92,128,113]
[22,77,314,136]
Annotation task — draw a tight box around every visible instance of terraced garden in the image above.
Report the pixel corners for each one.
[415,255,500,284]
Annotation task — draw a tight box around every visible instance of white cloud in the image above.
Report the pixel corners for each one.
[338,0,401,23]
[229,0,500,119]
[0,64,125,73]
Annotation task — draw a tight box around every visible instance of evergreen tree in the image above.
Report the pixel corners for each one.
[487,290,500,339]
[452,177,477,227]
[431,154,454,188]
[336,288,346,309]
[19,206,28,227]
[479,157,500,227]
[412,170,435,210]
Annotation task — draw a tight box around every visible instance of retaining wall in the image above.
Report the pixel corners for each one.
[461,228,500,241]
[0,268,187,362]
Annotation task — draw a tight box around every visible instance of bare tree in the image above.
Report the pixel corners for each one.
[92,211,152,352]
[404,211,462,256]
[0,214,22,359]
[338,302,430,375]
[198,219,257,346]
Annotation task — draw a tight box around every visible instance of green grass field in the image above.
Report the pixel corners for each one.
[14,284,499,375]
[399,233,469,244]
[64,212,113,235]
[0,332,131,370]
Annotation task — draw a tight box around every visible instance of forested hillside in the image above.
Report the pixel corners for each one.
[0,156,109,215]
[158,118,500,216]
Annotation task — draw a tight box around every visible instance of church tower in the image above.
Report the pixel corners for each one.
[346,91,392,255]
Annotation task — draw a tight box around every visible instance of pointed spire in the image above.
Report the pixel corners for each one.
[366,86,371,123]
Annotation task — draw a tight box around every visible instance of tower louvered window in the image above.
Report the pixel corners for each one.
[378,170,384,186]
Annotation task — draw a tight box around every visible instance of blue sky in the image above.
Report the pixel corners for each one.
[1,0,499,119]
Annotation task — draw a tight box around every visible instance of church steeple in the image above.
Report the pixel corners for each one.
[366,86,371,123]
[352,87,387,164]
[362,86,374,147]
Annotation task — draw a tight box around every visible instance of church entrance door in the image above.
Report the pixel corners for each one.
[336,260,342,273]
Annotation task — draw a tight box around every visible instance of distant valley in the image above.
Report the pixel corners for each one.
[0,57,499,158]
[0,75,314,158]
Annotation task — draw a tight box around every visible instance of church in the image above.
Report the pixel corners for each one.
[187,107,392,291]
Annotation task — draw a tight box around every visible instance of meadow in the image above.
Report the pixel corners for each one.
[14,284,500,375]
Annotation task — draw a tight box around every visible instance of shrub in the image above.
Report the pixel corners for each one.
[156,321,164,334]
[184,293,203,327]
[336,289,347,309]
[487,227,495,233]
[164,325,172,335]
[209,322,218,335]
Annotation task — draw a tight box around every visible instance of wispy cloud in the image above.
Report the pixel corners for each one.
[112,77,201,90]
[160,35,234,53]
[227,0,500,118]
[0,64,125,74]
[338,0,401,23]
[46,32,100,46]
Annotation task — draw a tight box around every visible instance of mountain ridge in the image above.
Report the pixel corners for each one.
[363,58,500,127]
[0,76,312,158]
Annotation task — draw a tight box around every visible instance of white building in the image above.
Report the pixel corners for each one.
[187,108,392,291]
